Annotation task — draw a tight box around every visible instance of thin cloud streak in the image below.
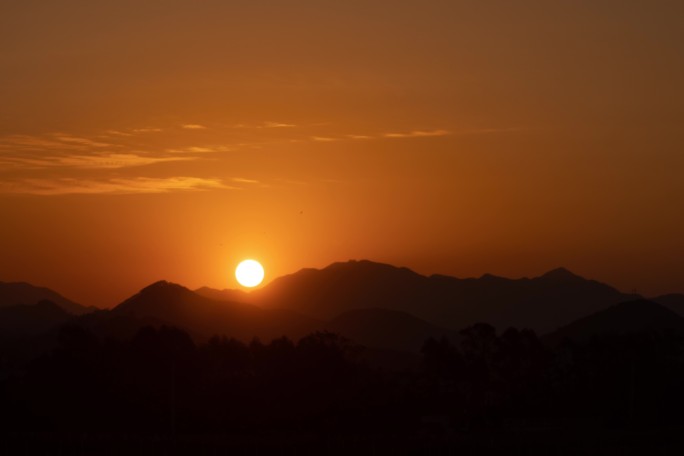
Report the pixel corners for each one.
[383,129,451,138]
[104,130,134,137]
[347,134,372,140]
[232,177,260,184]
[132,127,163,133]
[0,135,94,152]
[165,145,234,154]
[0,177,234,195]
[311,136,337,142]
[181,124,207,130]
[61,153,192,169]
[263,121,296,128]
[52,135,113,148]
[233,121,297,129]
[0,153,195,170]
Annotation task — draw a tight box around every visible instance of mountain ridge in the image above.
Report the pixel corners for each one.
[111,280,319,342]
[0,281,94,315]
[0,300,73,336]
[652,293,684,316]
[326,307,458,353]
[249,260,640,333]
[5,261,667,346]
[544,299,684,345]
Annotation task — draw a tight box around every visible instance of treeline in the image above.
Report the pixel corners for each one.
[3,323,684,437]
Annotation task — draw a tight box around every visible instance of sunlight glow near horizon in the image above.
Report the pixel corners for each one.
[1,1,683,306]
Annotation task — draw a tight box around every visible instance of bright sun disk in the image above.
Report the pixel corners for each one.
[235,259,264,287]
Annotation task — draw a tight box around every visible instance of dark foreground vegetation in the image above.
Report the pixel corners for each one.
[3,324,684,454]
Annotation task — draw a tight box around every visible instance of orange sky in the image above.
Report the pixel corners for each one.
[1,1,683,307]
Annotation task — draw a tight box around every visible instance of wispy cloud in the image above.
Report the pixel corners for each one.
[72,154,189,169]
[347,134,372,140]
[0,153,195,170]
[232,177,260,184]
[186,147,217,153]
[181,124,207,130]
[132,127,163,133]
[104,130,134,137]
[383,129,451,138]
[1,135,95,152]
[263,121,296,128]
[0,133,125,152]
[311,136,337,142]
[233,121,297,129]
[52,135,112,148]
[0,136,62,151]
[0,177,233,195]
[165,145,233,154]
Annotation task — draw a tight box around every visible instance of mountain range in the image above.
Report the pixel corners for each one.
[111,280,319,342]
[0,281,94,315]
[2,260,682,354]
[544,299,684,345]
[0,300,72,337]
[201,260,648,333]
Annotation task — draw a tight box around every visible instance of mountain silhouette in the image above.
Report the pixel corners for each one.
[252,260,431,316]
[544,299,684,345]
[251,260,638,333]
[326,308,457,353]
[3,262,663,353]
[194,286,250,303]
[6,267,684,450]
[0,281,93,315]
[652,294,684,316]
[538,267,590,283]
[111,280,318,342]
[109,281,450,353]
[0,300,72,336]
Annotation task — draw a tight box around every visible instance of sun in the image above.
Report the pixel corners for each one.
[235,259,264,288]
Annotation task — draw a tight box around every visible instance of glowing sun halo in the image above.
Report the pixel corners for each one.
[235,259,264,287]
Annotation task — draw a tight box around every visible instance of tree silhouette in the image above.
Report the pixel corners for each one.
[3,321,684,452]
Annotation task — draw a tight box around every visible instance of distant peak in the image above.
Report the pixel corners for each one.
[540,267,582,281]
[139,280,188,294]
[328,259,384,269]
[142,280,170,289]
[480,273,502,280]
[325,259,419,275]
[113,280,198,316]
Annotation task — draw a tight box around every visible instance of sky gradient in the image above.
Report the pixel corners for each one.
[1,0,683,307]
